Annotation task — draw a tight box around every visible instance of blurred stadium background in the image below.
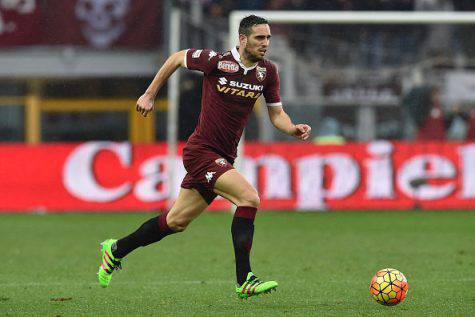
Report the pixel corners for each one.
[1,0,475,211]
[1,1,475,316]
[0,0,475,211]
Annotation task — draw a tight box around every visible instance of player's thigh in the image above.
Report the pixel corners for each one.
[167,187,208,229]
[213,169,259,207]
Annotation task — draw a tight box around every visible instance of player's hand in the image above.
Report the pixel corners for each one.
[292,124,311,141]
[136,93,155,117]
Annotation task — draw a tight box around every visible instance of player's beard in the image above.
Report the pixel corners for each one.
[244,44,263,63]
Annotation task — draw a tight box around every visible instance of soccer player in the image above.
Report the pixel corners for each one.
[97,15,311,299]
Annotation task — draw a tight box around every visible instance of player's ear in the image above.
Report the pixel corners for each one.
[239,33,247,47]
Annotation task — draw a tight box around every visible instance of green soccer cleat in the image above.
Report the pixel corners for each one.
[235,272,278,299]
[97,239,122,288]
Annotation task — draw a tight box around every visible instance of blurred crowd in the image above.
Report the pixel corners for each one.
[175,0,475,142]
[179,0,475,67]
[195,0,475,18]
[403,86,475,141]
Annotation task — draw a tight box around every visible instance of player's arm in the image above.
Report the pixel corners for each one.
[136,50,187,117]
[267,105,311,141]
[263,62,311,140]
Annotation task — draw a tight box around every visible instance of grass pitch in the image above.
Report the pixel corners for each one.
[1,211,474,316]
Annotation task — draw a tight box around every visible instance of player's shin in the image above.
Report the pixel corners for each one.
[112,212,176,259]
[231,206,257,285]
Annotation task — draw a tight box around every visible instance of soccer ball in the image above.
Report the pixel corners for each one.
[369,268,408,306]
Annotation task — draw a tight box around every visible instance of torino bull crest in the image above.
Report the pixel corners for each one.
[75,0,130,48]
[256,66,266,82]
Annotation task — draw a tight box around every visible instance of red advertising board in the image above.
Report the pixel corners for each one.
[0,142,474,212]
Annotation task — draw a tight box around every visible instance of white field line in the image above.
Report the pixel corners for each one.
[0,280,232,288]
[327,278,475,283]
[1,278,474,288]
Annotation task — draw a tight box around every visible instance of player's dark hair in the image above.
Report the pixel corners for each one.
[239,15,268,36]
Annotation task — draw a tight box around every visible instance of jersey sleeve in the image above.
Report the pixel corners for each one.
[184,48,220,75]
[264,63,282,107]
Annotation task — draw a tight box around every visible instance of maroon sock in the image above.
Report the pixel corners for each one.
[112,212,175,259]
[232,206,257,285]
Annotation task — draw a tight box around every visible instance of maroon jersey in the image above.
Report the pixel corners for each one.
[184,46,281,160]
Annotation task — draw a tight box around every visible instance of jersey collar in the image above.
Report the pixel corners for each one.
[231,46,258,74]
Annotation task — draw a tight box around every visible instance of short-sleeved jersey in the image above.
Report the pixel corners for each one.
[184,46,281,161]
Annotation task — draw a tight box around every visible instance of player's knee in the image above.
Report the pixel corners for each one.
[248,194,260,208]
[238,189,260,208]
[166,215,190,232]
